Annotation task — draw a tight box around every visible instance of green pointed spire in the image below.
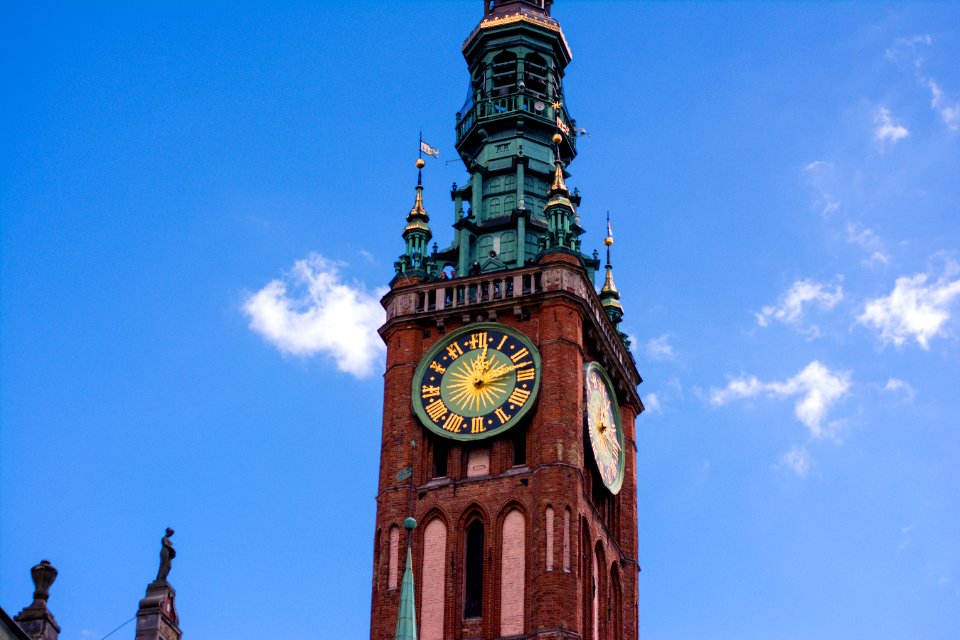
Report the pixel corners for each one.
[394,517,418,640]
[599,214,630,350]
[394,160,437,280]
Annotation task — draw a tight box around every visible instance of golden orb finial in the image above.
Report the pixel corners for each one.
[552,133,563,145]
[416,158,426,169]
[604,236,614,247]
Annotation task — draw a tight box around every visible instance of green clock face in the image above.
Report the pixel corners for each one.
[412,323,541,441]
[585,362,625,494]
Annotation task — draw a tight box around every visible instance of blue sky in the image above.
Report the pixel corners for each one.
[2,1,959,639]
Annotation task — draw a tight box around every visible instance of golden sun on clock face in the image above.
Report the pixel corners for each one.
[412,323,541,441]
[585,362,625,494]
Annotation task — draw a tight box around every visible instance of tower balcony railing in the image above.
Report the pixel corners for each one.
[384,261,633,377]
[455,91,576,149]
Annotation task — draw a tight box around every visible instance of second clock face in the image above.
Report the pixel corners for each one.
[585,362,625,494]
[412,323,541,441]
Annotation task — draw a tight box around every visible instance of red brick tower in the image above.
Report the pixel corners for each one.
[370,2,644,639]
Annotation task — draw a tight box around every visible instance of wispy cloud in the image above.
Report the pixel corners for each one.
[755,279,844,334]
[883,377,917,403]
[927,79,960,131]
[846,222,889,266]
[858,258,960,349]
[802,161,841,216]
[243,253,387,378]
[886,34,960,131]
[873,106,909,145]
[644,392,662,413]
[778,445,813,477]
[710,361,852,439]
[645,334,675,361]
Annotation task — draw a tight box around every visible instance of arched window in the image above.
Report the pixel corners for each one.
[464,520,485,618]
[504,195,516,212]
[421,519,448,640]
[524,52,548,96]
[545,506,555,571]
[388,525,400,590]
[492,51,517,96]
[488,198,501,217]
[562,507,572,572]
[610,562,623,640]
[594,542,607,640]
[581,519,592,638]
[500,509,525,636]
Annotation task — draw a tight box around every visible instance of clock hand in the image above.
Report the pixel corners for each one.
[487,361,532,381]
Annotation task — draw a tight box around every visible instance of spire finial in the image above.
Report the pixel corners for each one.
[549,132,568,194]
[600,212,622,312]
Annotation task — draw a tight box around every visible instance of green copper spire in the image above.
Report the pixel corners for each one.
[394,517,418,640]
[599,213,630,349]
[541,132,583,253]
[395,160,437,280]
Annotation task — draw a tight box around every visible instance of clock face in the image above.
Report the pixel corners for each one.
[412,323,541,441]
[584,362,625,494]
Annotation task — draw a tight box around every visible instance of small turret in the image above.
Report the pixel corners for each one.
[541,132,583,253]
[395,159,438,280]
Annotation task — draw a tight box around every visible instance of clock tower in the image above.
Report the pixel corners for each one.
[370,2,644,639]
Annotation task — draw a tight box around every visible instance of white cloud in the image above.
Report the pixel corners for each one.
[858,259,960,349]
[778,446,813,477]
[886,35,959,131]
[243,253,387,378]
[644,393,662,413]
[645,334,675,361]
[802,161,840,216]
[710,361,852,439]
[873,106,909,145]
[883,377,916,402]
[846,222,889,266]
[927,79,960,131]
[755,279,844,330]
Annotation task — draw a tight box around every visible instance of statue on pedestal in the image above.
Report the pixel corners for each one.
[156,528,175,583]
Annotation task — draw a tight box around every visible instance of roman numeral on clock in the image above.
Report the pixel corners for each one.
[510,347,529,363]
[471,417,486,434]
[508,387,531,407]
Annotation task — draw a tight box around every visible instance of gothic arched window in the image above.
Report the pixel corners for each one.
[464,520,485,618]
[421,519,448,640]
[388,525,400,590]
[500,509,525,636]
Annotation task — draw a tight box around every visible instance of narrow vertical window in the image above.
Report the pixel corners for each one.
[422,519,448,640]
[545,506,555,571]
[562,508,571,572]
[591,548,600,640]
[373,528,381,590]
[388,525,400,590]
[512,428,526,466]
[500,510,525,636]
[433,439,448,478]
[464,521,484,618]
